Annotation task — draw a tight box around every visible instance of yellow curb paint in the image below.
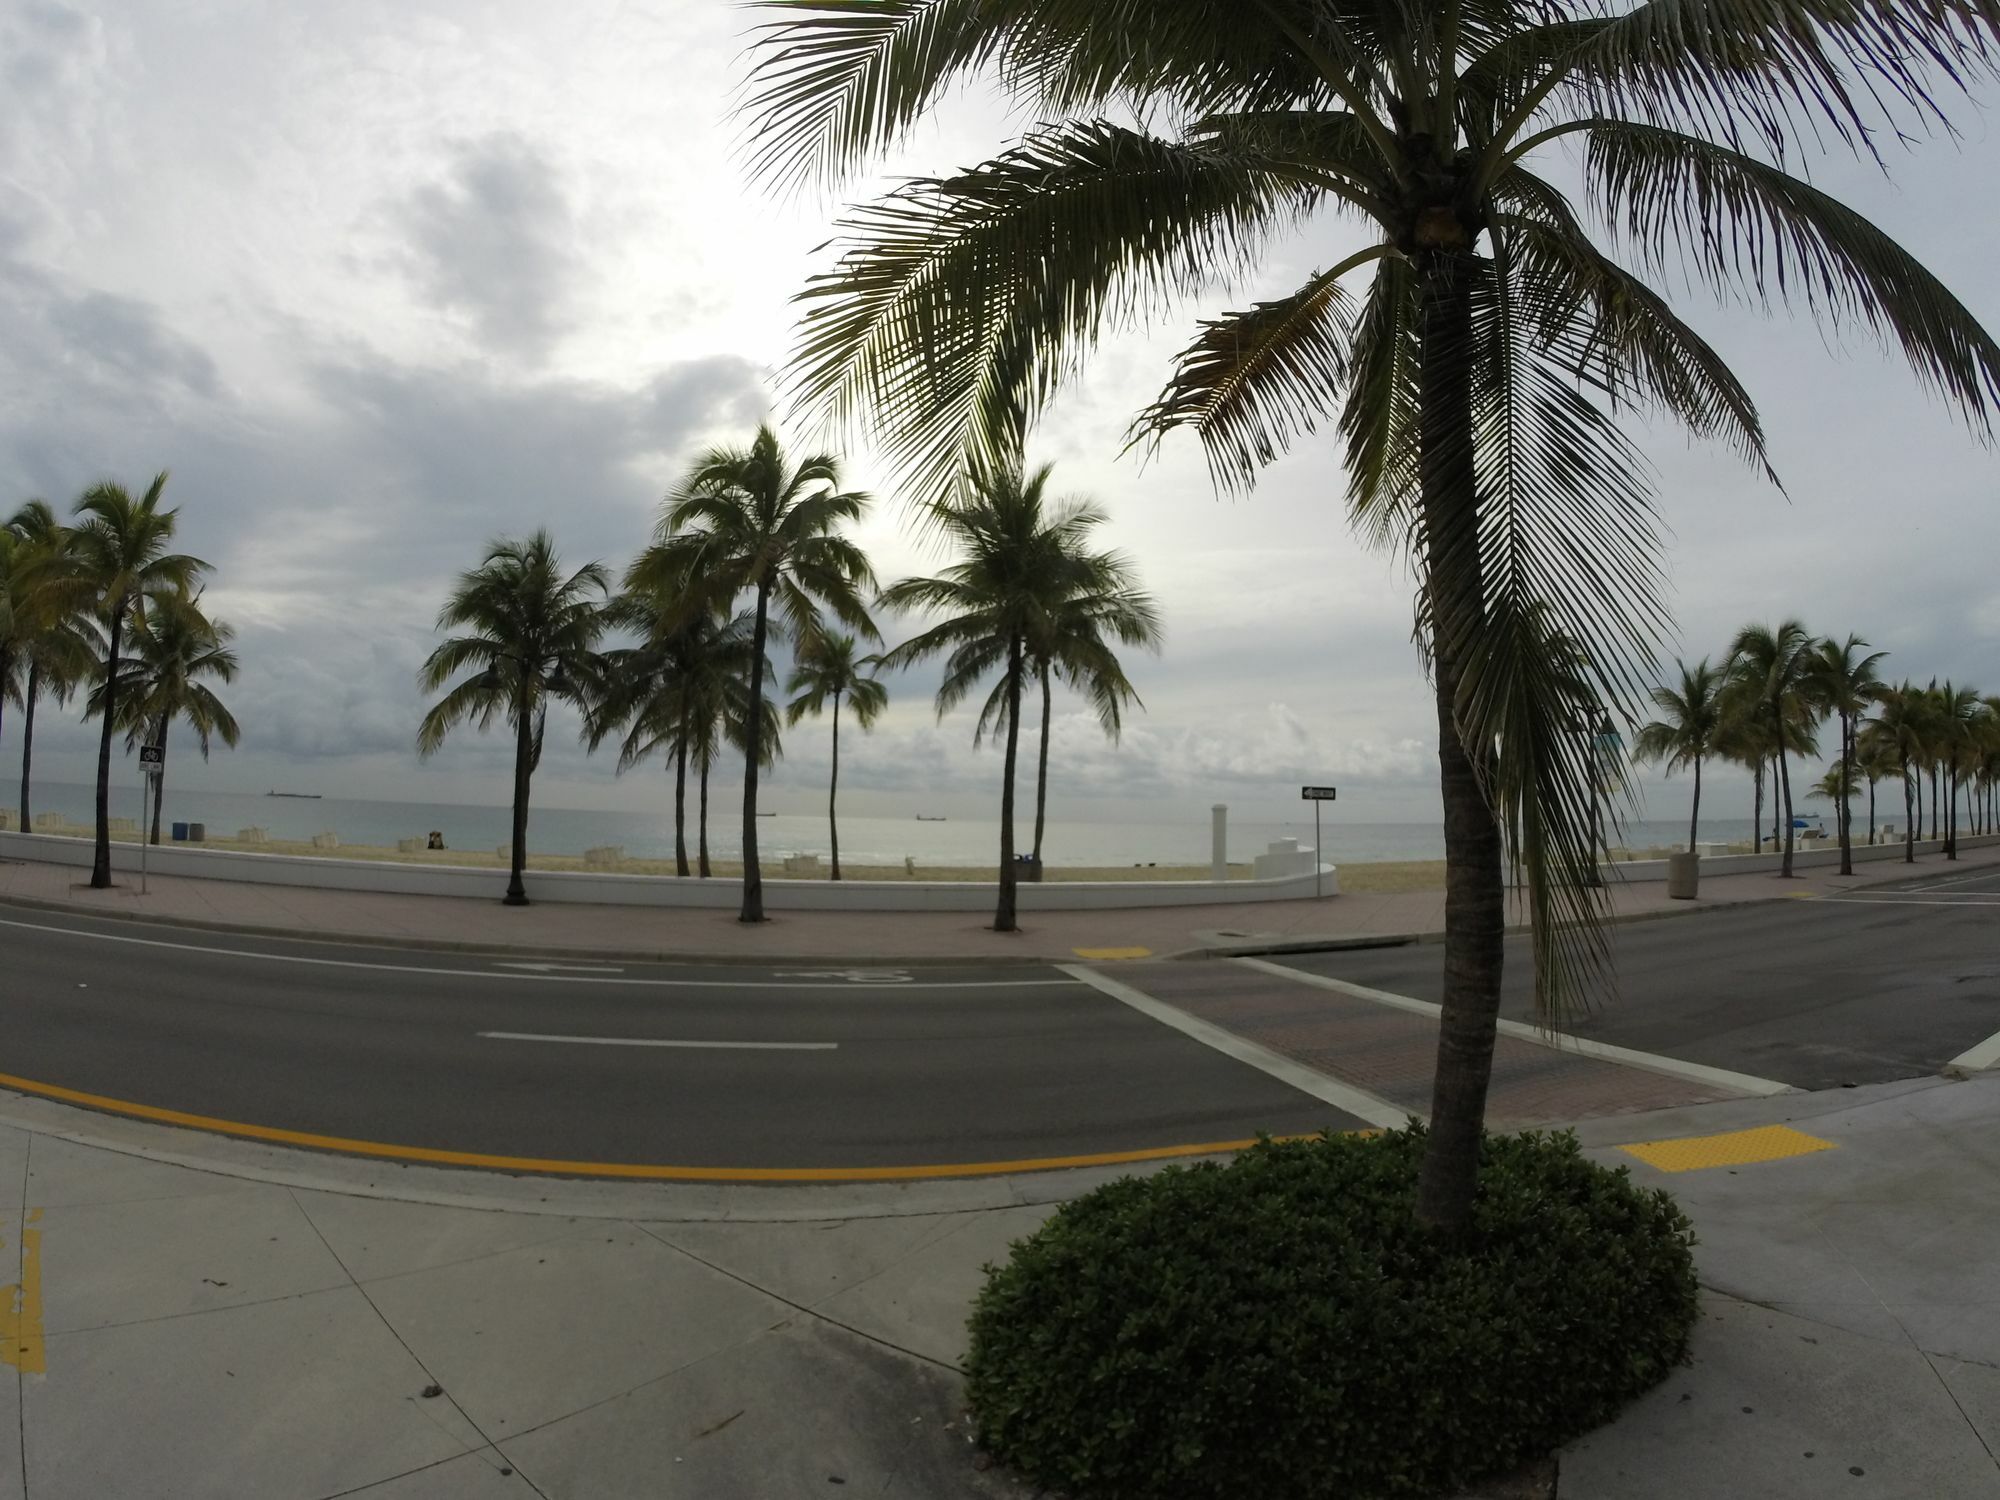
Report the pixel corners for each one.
[1619,1124,1836,1174]
[1072,947,1152,960]
[1,1210,46,1374]
[0,1070,1271,1183]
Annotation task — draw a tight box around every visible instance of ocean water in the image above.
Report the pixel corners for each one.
[12,779,1783,867]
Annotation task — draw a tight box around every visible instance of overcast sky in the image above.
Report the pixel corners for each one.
[3,0,1996,834]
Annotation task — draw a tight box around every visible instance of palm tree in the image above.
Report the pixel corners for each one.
[1730,623,1821,878]
[71,475,209,887]
[1865,684,1928,864]
[1024,521,1161,867]
[5,502,98,831]
[1632,658,1724,855]
[748,1,2000,1227]
[1853,727,1902,848]
[592,593,773,878]
[786,633,886,880]
[1807,762,1860,840]
[418,532,609,906]
[880,461,1108,932]
[1934,682,1988,860]
[634,426,876,922]
[92,592,242,844]
[1803,636,1888,876]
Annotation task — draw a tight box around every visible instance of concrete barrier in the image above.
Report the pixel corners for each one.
[0,830,1339,911]
[1606,832,2000,882]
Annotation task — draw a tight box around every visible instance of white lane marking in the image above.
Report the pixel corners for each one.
[479,1031,837,1050]
[774,968,913,983]
[494,961,626,974]
[0,916,1079,990]
[1058,963,1407,1129]
[1231,957,1797,1099]
[1902,868,2000,893]
[1945,1027,2000,1077]
[1822,896,2000,909]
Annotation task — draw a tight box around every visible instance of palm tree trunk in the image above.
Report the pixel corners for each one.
[1867,774,1876,846]
[1032,664,1052,865]
[1412,253,1506,1234]
[19,663,38,831]
[1930,765,1940,840]
[994,631,1024,933]
[91,607,125,889]
[148,716,170,845]
[1837,711,1853,875]
[740,582,770,922]
[699,757,712,878]
[673,730,689,878]
[1775,734,1796,877]
[1688,754,1702,854]
[504,683,532,906]
[0,650,8,778]
[1904,762,1916,863]
[1947,755,1959,859]
[1752,760,1764,854]
[828,691,843,881]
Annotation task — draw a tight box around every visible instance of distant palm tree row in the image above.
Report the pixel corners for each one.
[1635,623,1997,878]
[417,426,1160,929]
[1,475,239,887]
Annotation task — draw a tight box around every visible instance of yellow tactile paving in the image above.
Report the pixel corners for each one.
[1619,1124,1837,1173]
[1073,946,1152,960]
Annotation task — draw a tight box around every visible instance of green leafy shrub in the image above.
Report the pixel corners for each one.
[965,1125,1698,1499]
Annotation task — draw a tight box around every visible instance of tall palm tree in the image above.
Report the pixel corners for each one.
[786,633,886,880]
[880,461,1108,932]
[1934,682,1987,859]
[634,426,876,922]
[592,593,773,877]
[1803,635,1888,876]
[1853,726,1902,848]
[1023,520,1161,867]
[1864,684,1928,863]
[748,0,2000,1226]
[1632,657,1724,855]
[92,592,242,844]
[6,502,98,831]
[1730,623,1820,878]
[417,532,609,906]
[72,475,209,887]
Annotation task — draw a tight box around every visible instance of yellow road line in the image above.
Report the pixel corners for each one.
[2,1209,46,1374]
[1619,1124,1836,1173]
[0,1071,1266,1183]
[1073,946,1152,960]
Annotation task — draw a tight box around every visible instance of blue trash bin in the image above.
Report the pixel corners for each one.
[171,821,189,842]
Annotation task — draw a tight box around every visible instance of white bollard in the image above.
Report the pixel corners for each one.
[1211,804,1228,881]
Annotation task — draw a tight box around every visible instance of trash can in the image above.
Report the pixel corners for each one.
[1666,851,1699,900]
[188,822,206,843]
[171,821,189,842]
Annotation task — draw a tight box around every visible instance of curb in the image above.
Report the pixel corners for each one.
[0,884,1057,968]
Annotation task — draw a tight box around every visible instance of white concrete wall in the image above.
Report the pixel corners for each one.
[0,830,1339,911]
[1606,832,2000,883]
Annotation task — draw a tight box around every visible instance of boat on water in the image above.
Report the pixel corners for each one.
[915,815,947,822]
[266,790,322,799]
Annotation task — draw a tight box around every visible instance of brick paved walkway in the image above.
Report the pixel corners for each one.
[1110,959,1742,1125]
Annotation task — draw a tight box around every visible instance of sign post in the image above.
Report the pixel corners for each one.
[138,744,164,894]
[1300,785,1337,898]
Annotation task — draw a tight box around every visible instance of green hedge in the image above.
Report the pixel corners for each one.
[965,1126,1698,1500]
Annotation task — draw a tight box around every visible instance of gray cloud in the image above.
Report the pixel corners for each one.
[392,134,581,361]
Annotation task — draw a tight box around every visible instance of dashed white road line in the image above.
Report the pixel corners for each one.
[1230,957,1797,1099]
[1058,962,1407,1128]
[479,1031,838,1050]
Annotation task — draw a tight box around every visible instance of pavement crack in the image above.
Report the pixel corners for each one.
[633,1220,967,1375]
[1922,1351,2000,1471]
[286,1188,553,1500]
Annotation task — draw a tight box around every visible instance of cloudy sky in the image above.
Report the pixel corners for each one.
[4,0,1996,836]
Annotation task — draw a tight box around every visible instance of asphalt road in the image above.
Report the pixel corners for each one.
[1276,870,2000,1090]
[0,901,1349,1175]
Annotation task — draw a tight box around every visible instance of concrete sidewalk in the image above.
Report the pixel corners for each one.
[1,1075,1995,1497]
[5,841,1997,964]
